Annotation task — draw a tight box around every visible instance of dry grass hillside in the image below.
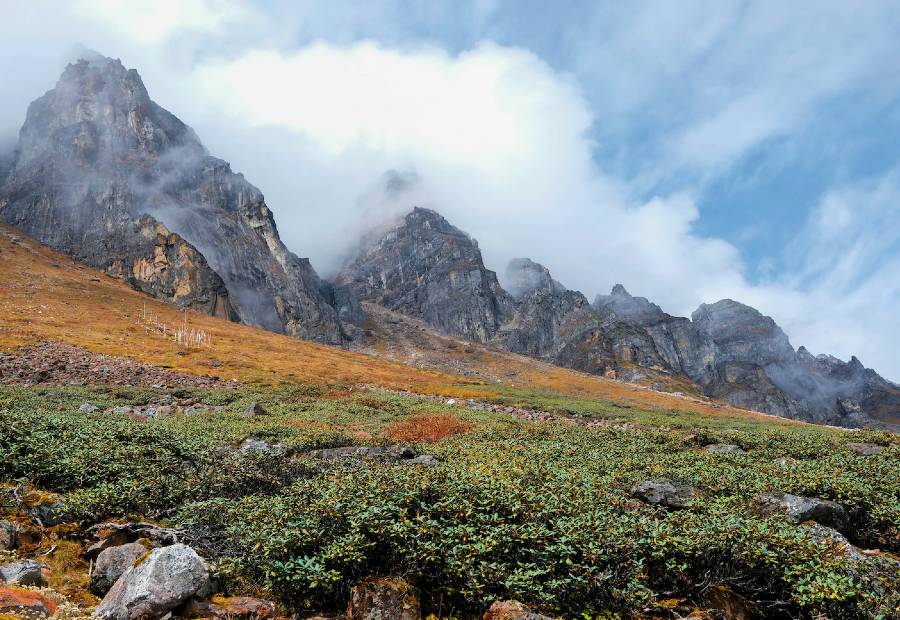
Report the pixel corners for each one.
[0,224,785,422]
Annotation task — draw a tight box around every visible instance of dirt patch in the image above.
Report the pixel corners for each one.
[0,341,239,389]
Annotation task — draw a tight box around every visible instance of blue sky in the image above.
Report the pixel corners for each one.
[1,1,898,379]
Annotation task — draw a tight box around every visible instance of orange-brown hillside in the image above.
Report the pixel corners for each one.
[0,224,785,422]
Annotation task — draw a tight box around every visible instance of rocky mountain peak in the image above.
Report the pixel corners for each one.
[0,53,346,343]
[336,207,513,342]
[504,258,565,299]
[594,284,666,324]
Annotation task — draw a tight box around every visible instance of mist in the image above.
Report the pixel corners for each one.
[0,1,898,381]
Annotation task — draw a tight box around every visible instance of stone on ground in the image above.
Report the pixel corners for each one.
[347,577,419,620]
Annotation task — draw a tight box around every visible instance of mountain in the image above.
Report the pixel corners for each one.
[0,54,346,343]
[334,207,514,342]
[342,208,898,429]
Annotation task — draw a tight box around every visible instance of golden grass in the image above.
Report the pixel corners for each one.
[0,224,784,423]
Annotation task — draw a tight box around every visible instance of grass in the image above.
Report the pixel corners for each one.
[1,384,897,619]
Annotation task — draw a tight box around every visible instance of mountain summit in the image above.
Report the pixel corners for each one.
[0,54,347,343]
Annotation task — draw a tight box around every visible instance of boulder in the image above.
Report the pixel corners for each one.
[404,455,440,467]
[91,542,148,595]
[0,521,16,550]
[703,444,745,454]
[632,480,701,509]
[758,493,850,532]
[79,402,99,413]
[802,524,866,561]
[94,544,210,620]
[0,585,58,616]
[774,457,797,468]
[483,600,553,620]
[84,521,180,559]
[0,559,45,586]
[238,437,285,454]
[347,577,419,620]
[243,401,266,417]
[847,442,885,456]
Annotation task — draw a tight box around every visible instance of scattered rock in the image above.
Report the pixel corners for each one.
[94,544,210,620]
[847,442,885,456]
[85,522,180,559]
[758,493,850,532]
[239,437,285,454]
[802,524,866,561]
[80,402,99,413]
[111,406,133,415]
[243,401,266,417]
[91,542,148,595]
[703,444,745,454]
[0,559,46,586]
[404,455,440,467]
[347,577,419,620]
[483,599,553,620]
[632,480,701,509]
[0,521,16,550]
[774,457,797,468]
[0,585,58,616]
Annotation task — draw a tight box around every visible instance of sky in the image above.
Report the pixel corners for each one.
[0,1,898,380]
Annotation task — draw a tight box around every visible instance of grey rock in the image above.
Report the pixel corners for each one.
[632,480,701,509]
[111,406,133,415]
[0,54,349,344]
[335,207,514,342]
[79,402,99,413]
[404,454,440,467]
[91,542,147,595]
[243,401,266,417]
[847,442,885,456]
[802,524,867,561]
[239,437,285,454]
[84,522,180,559]
[703,443,745,454]
[93,543,210,620]
[0,560,45,586]
[0,521,15,550]
[347,577,419,620]
[759,492,850,532]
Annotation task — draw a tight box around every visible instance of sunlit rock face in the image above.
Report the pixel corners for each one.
[0,54,345,343]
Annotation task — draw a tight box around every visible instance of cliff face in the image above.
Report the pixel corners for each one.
[0,55,345,343]
[335,207,515,342]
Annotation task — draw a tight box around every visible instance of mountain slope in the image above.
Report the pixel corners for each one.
[0,54,345,343]
[0,222,784,422]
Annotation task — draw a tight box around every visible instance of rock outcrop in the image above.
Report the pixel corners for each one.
[0,54,346,343]
[335,207,514,342]
[94,544,210,620]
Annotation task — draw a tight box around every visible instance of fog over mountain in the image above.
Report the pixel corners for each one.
[0,1,898,380]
